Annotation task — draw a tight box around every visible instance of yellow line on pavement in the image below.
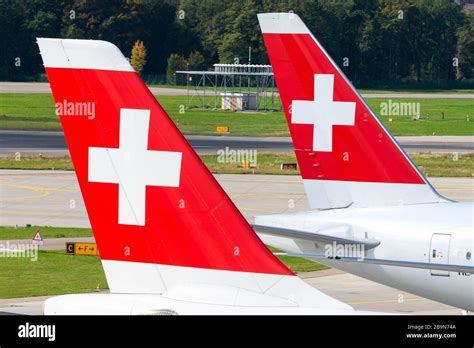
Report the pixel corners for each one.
[0,183,75,201]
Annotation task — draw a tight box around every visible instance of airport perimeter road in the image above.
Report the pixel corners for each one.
[1,170,472,228]
[1,82,474,99]
[1,130,473,155]
[0,82,195,96]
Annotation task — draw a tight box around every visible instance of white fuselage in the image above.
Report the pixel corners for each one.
[257,201,474,310]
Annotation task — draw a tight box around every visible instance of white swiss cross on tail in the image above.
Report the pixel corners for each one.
[292,74,356,152]
[88,108,182,226]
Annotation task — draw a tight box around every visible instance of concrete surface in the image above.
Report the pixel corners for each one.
[1,130,473,156]
[1,170,472,228]
[0,170,472,315]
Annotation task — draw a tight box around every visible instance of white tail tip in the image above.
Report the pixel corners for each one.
[37,38,134,72]
[257,13,309,34]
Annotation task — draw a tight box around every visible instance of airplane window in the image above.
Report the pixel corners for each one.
[432,249,436,258]
[467,252,472,260]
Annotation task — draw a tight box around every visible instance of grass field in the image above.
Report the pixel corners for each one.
[0,250,107,298]
[0,93,472,136]
[0,247,324,298]
[266,246,329,273]
[0,225,93,240]
[370,98,473,136]
[0,155,74,170]
[412,153,474,177]
[1,152,472,177]
[358,89,474,94]
[0,224,331,275]
[205,152,474,177]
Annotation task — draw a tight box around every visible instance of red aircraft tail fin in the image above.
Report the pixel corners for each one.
[37,38,302,296]
[258,13,445,209]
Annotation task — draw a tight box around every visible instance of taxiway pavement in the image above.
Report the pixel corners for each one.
[0,170,472,315]
[1,170,472,228]
[1,131,473,156]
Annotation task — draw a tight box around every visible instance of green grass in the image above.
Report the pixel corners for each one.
[0,243,324,298]
[359,89,474,94]
[1,153,472,177]
[276,255,327,272]
[0,93,473,136]
[0,93,59,131]
[413,153,474,178]
[267,246,328,273]
[156,94,287,136]
[366,98,474,136]
[0,155,74,170]
[205,152,474,177]
[201,152,300,175]
[0,226,92,240]
[0,250,107,298]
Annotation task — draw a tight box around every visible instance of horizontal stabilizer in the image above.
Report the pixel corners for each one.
[277,252,474,274]
[252,224,380,250]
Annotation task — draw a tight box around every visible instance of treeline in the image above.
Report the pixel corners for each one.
[1,0,473,87]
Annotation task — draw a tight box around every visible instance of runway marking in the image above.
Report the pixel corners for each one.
[0,183,74,201]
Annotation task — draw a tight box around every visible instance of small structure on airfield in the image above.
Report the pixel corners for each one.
[176,63,279,112]
[220,92,257,111]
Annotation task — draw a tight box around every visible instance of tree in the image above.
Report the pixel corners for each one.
[187,51,205,70]
[217,0,261,64]
[218,32,245,63]
[0,0,63,80]
[456,11,474,79]
[130,40,147,75]
[166,53,187,84]
[1,0,472,86]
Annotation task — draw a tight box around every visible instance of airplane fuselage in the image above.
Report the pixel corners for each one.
[258,201,474,310]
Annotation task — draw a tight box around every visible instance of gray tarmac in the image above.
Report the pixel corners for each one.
[1,130,473,156]
[1,170,472,228]
[0,170,472,315]
[1,82,474,99]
